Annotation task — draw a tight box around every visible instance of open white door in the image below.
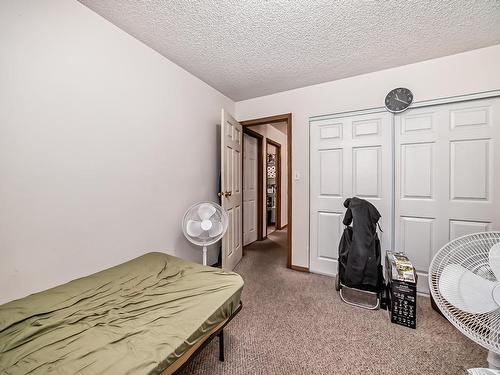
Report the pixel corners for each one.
[221,109,243,271]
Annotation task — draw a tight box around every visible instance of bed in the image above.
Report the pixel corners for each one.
[0,252,243,374]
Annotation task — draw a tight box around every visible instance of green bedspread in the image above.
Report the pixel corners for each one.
[0,252,243,374]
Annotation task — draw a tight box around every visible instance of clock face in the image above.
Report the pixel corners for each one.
[385,88,413,113]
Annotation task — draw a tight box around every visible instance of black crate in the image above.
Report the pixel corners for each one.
[385,252,417,329]
[387,280,417,329]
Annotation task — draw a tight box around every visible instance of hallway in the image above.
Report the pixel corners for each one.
[180,228,485,374]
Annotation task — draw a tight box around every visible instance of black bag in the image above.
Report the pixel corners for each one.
[338,197,384,293]
[338,226,352,286]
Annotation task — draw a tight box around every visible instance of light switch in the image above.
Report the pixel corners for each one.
[294,171,300,181]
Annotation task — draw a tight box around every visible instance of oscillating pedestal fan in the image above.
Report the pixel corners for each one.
[182,201,228,266]
[429,231,500,372]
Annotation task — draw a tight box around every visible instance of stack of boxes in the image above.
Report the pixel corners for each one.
[385,252,417,329]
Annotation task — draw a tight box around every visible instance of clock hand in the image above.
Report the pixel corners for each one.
[395,97,409,105]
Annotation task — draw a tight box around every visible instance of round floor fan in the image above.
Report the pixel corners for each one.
[429,231,500,370]
[182,201,228,266]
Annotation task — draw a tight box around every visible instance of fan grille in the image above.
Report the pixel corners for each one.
[429,231,500,354]
[182,201,228,246]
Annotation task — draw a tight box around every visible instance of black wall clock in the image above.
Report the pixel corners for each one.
[385,88,413,113]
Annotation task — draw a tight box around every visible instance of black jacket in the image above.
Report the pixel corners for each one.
[338,197,384,291]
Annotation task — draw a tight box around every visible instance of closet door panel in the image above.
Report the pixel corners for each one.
[310,112,392,276]
[395,97,500,293]
[309,118,346,275]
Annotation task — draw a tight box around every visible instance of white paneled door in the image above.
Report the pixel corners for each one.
[395,97,500,293]
[221,109,243,271]
[243,133,258,246]
[309,111,393,276]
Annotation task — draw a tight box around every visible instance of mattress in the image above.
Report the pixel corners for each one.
[0,252,243,375]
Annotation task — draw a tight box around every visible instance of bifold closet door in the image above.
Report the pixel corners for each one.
[395,97,500,293]
[309,111,393,276]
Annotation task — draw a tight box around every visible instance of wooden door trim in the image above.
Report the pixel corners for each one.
[240,113,293,269]
[242,127,264,242]
[291,265,309,273]
[266,138,281,148]
[240,114,289,126]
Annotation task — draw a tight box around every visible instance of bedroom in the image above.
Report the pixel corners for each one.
[1,0,500,374]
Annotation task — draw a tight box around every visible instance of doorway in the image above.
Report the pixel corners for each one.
[240,114,293,270]
[242,127,264,245]
[266,139,281,235]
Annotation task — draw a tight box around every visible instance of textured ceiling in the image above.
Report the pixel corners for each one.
[79,0,500,100]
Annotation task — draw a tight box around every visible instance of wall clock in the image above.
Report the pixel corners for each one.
[385,88,413,113]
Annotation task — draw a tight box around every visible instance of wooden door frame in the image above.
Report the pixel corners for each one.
[265,138,281,236]
[242,127,264,242]
[240,113,294,270]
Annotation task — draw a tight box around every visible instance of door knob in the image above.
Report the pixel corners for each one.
[224,191,232,197]
[217,191,224,198]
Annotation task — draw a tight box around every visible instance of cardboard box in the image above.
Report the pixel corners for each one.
[386,252,417,329]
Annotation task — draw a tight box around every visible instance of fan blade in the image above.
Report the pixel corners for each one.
[208,221,223,238]
[439,264,498,314]
[489,242,500,281]
[198,203,216,220]
[186,220,203,237]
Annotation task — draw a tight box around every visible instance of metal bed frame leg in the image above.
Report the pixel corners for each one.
[218,329,224,362]
[172,303,241,374]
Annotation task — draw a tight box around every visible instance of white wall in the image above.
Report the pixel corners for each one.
[249,124,288,236]
[235,44,500,268]
[0,0,234,304]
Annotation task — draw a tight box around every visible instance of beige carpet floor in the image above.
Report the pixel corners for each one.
[179,229,486,374]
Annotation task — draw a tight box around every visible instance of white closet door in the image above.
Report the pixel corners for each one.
[395,97,500,293]
[243,134,258,246]
[309,111,393,276]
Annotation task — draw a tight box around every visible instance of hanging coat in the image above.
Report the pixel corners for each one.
[340,197,384,291]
